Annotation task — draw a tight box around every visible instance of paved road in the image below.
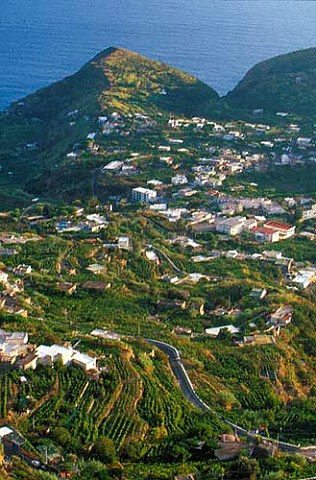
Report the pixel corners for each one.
[146,338,314,456]
[147,339,209,410]
[148,245,186,275]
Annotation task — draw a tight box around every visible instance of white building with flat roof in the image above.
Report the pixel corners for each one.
[118,236,131,250]
[36,345,74,366]
[132,187,157,203]
[0,426,14,439]
[172,174,188,185]
[205,325,240,337]
[293,269,316,289]
[215,216,248,236]
[72,352,97,371]
[35,345,98,372]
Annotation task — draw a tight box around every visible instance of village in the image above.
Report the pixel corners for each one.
[2,87,316,479]
[2,106,316,356]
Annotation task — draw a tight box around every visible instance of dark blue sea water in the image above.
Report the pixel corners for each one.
[1,0,316,110]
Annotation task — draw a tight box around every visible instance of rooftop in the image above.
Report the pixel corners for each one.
[264,221,293,231]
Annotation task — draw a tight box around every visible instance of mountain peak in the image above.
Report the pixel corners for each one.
[8,47,218,121]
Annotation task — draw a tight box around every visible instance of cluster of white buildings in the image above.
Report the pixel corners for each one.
[35,344,97,372]
[204,304,293,342]
[0,328,98,373]
[301,204,316,221]
[0,268,29,317]
[215,216,257,236]
[0,330,29,363]
[56,214,108,233]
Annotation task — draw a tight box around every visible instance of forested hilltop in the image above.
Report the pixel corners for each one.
[1,47,316,479]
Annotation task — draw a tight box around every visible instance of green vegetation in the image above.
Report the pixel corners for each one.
[240,163,316,195]
[0,47,219,208]
[227,47,316,115]
[2,46,316,479]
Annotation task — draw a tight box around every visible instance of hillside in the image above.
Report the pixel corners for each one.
[4,47,316,479]
[7,47,219,120]
[226,47,316,115]
[4,46,316,207]
[0,47,219,205]
[2,207,316,479]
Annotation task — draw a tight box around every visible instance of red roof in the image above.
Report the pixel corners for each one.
[264,221,293,231]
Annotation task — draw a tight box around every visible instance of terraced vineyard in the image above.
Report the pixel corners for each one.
[0,340,200,457]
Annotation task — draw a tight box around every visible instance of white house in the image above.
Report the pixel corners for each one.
[302,204,316,221]
[118,236,131,250]
[0,426,14,440]
[293,269,316,289]
[86,264,107,275]
[297,137,312,148]
[205,325,240,337]
[72,352,97,371]
[36,345,74,366]
[102,161,123,171]
[132,187,157,203]
[215,217,248,236]
[171,174,188,186]
[0,271,8,285]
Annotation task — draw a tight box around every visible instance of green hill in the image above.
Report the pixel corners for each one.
[226,47,316,115]
[7,47,219,120]
[0,47,219,204]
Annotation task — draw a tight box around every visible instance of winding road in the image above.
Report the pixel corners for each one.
[147,339,209,410]
[146,338,316,458]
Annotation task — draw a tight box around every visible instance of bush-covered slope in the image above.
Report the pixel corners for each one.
[226,47,316,115]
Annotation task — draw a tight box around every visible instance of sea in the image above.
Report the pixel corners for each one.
[1,0,316,110]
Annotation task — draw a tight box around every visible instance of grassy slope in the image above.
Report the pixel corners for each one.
[7,47,219,121]
[97,48,219,116]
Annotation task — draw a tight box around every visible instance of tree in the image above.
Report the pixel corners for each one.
[75,460,111,480]
[52,427,71,447]
[218,327,233,342]
[262,472,285,480]
[205,465,225,480]
[122,440,147,461]
[42,203,53,217]
[217,391,239,411]
[167,444,190,462]
[231,455,260,480]
[91,436,117,464]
